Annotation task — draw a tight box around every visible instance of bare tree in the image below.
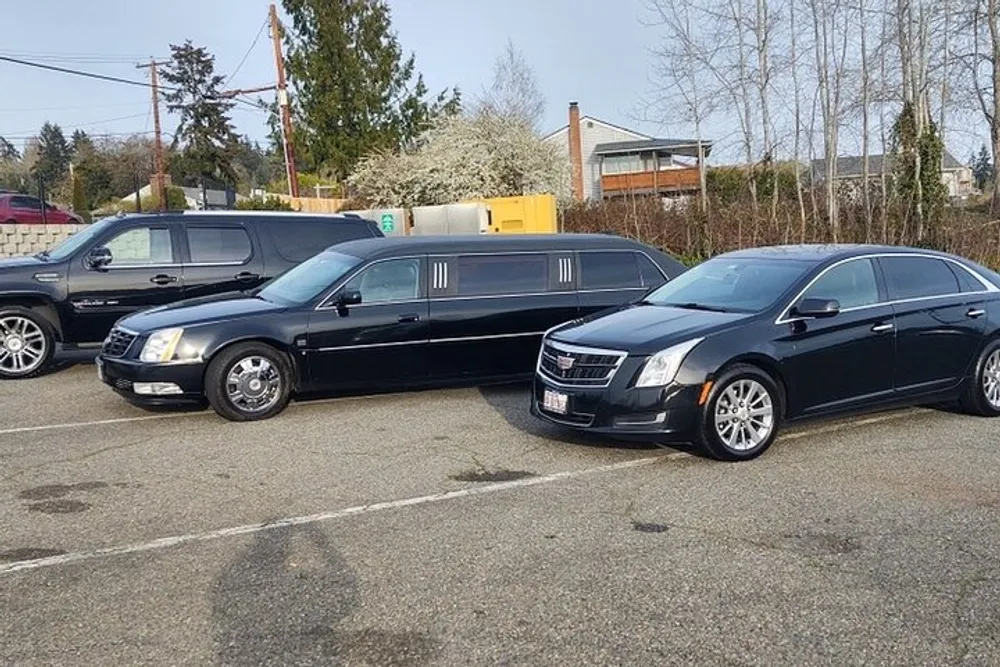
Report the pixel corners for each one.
[788,0,809,238]
[645,0,720,214]
[860,0,873,240]
[478,40,546,132]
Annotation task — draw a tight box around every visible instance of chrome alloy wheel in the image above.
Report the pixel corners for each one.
[0,315,47,376]
[225,356,282,413]
[713,379,775,452]
[983,349,1000,409]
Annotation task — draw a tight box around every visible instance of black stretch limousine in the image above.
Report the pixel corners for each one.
[96,234,686,420]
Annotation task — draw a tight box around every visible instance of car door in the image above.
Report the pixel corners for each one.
[180,220,265,299]
[878,255,988,395]
[777,257,897,417]
[65,222,183,343]
[10,196,43,224]
[427,252,579,381]
[576,250,653,317]
[305,256,430,390]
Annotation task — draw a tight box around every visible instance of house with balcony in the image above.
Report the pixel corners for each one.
[543,102,712,203]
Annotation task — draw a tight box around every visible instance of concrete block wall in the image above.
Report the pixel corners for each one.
[0,224,88,258]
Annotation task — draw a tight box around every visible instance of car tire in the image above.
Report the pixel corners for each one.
[695,363,783,462]
[959,338,1000,417]
[0,306,55,380]
[204,342,293,422]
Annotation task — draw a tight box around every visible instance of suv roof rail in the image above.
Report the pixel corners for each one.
[179,210,355,217]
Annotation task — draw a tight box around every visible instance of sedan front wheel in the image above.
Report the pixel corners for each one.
[696,364,783,461]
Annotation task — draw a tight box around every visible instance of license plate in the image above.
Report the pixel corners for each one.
[96,358,105,382]
[543,389,568,415]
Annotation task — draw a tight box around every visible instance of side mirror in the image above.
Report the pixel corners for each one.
[338,289,362,307]
[86,246,113,270]
[793,297,840,319]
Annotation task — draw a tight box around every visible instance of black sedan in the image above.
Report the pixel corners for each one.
[532,245,1000,461]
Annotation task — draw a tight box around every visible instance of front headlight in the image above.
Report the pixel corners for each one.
[139,328,184,363]
[634,338,704,388]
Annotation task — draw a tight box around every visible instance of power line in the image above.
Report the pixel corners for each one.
[0,55,181,92]
[224,18,269,87]
[4,113,152,137]
[0,49,168,62]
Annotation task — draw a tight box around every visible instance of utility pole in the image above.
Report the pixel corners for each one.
[269,3,299,198]
[136,59,169,210]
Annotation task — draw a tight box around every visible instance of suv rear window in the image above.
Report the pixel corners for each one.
[186,226,252,264]
[260,219,375,263]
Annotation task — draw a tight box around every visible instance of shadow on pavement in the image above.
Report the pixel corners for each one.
[477,381,687,454]
[212,523,440,667]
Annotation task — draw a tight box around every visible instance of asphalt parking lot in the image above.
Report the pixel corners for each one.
[1,355,999,666]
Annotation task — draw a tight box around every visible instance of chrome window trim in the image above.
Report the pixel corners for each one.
[775,253,1000,325]
[314,254,424,311]
[314,330,546,352]
[536,338,628,389]
[102,263,182,271]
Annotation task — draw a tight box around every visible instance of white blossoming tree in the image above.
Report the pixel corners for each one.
[347,111,571,208]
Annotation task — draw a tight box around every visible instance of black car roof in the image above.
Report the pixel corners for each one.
[329,233,654,259]
[718,243,961,263]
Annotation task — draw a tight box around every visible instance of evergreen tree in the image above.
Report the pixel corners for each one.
[34,122,70,188]
[972,144,994,191]
[0,136,19,161]
[161,41,239,185]
[71,129,93,157]
[281,0,460,180]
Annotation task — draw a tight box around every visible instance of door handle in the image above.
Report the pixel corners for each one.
[150,274,177,286]
[235,271,260,283]
[967,308,986,318]
[397,313,420,323]
[871,322,894,333]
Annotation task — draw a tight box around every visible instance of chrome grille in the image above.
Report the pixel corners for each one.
[102,328,137,358]
[538,340,626,387]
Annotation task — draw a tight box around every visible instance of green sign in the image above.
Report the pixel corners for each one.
[380,212,394,233]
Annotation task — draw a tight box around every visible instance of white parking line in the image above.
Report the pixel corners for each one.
[0,454,681,576]
[0,413,211,437]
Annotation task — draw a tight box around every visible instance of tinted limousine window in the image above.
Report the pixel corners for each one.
[579,250,667,290]
[456,253,549,296]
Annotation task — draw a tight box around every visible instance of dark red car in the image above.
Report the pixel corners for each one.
[0,193,82,224]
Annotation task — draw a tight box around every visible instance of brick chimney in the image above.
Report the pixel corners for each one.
[568,102,584,202]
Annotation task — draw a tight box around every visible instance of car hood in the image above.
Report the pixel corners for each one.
[549,303,751,355]
[0,255,47,271]
[119,294,287,333]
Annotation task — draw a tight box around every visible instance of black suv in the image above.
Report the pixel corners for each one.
[0,211,383,378]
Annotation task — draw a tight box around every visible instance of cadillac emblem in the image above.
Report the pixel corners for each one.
[556,355,575,371]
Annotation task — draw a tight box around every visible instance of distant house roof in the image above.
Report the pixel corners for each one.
[812,150,965,178]
[542,115,651,142]
[594,138,713,159]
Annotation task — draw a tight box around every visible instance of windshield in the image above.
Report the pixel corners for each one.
[42,216,117,261]
[644,256,814,313]
[258,251,362,306]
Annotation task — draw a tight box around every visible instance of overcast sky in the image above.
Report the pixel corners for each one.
[0,0,664,148]
[0,0,986,163]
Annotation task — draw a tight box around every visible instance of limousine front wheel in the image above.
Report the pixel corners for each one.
[205,342,292,422]
[696,364,782,462]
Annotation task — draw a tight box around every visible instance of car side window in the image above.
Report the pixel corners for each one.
[343,258,420,304]
[186,226,252,264]
[881,256,960,300]
[103,227,174,267]
[11,196,40,210]
[455,253,549,296]
[949,263,987,293]
[801,258,880,309]
[262,220,372,263]
[579,251,642,289]
[636,253,667,288]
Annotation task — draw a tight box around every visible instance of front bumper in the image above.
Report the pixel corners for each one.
[530,371,702,442]
[97,355,206,406]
